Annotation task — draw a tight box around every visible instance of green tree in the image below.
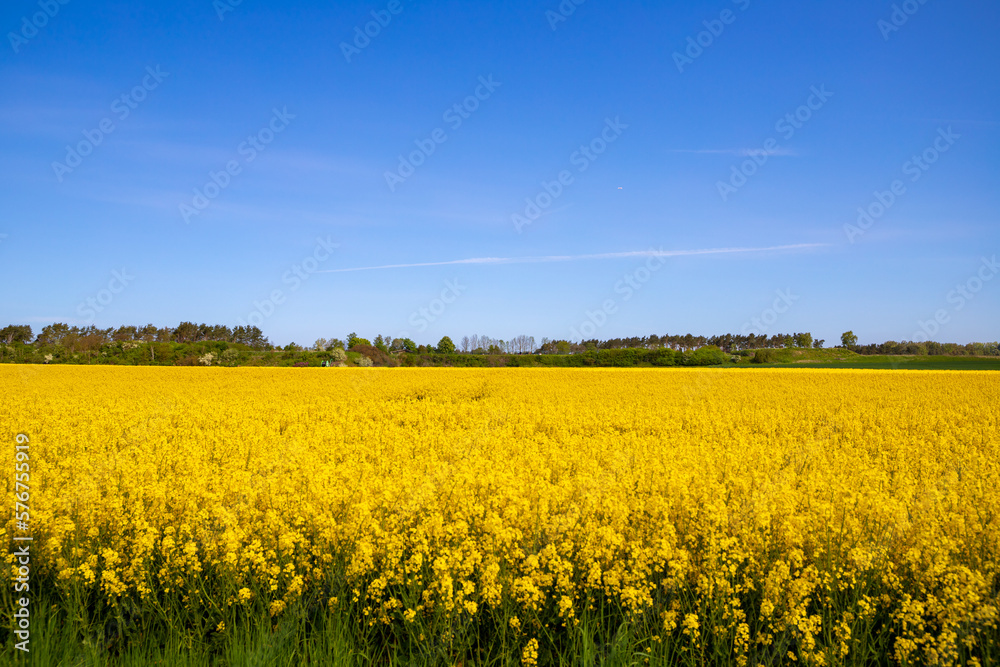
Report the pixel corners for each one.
[36,323,70,347]
[841,331,858,348]
[436,336,456,354]
[174,321,199,343]
[347,333,371,349]
[793,332,813,348]
[0,324,33,345]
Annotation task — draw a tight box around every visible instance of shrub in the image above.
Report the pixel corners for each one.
[685,346,728,366]
[752,348,778,364]
[349,344,394,367]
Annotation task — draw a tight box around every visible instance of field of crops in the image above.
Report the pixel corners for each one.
[2,366,999,665]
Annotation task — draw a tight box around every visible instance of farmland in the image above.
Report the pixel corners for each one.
[2,367,999,665]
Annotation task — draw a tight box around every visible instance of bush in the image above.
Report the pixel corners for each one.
[684,346,728,366]
[751,348,778,364]
[349,344,394,367]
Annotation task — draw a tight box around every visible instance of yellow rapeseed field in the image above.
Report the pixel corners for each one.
[2,366,999,665]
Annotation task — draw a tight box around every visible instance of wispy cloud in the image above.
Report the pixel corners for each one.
[318,243,827,274]
[907,118,998,126]
[667,148,799,157]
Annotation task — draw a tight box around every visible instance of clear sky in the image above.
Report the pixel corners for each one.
[1,0,997,347]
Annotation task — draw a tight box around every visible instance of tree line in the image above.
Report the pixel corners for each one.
[2,322,998,364]
[2,322,269,349]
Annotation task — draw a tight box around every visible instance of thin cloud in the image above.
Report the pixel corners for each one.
[667,148,799,157]
[318,243,827,274]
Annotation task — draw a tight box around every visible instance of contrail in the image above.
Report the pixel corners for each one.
[316,243,826,274]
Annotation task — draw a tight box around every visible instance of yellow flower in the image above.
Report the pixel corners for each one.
[521,638,539,667]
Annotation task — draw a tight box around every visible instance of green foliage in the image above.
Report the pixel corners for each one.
[347,333,371,348]
[0,324,32,344]
[752,348,779,364]
[841,330,858,348]
[685,345,729,366]
[436,336,456,354]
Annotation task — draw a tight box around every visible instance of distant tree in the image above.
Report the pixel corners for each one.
[0,324,33,345]
[232,325,268,349]
[437,336,456,354]
[399,338,417,353]
[374,335,389,353]
[460,336,471,353]
[36,323,71,347]
[347,332,371,348]
[174,321,199,343]
[112,325,138,342]
[511,334,536,354]
[813,339,825,349]
[327,338,345,350]
[793,332,813,349]
[841,331,858,348]
[313,338,329,352]
[139,324,158,342]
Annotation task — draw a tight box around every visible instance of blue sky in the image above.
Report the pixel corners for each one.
[1,0,997,346]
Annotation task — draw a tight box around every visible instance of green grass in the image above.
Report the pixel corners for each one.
[735,347,1000,370]
[5,583,996,666]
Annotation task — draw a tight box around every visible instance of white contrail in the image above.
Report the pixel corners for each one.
[316,243,826,274]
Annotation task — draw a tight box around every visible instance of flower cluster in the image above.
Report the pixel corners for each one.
[2,367,998,664]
